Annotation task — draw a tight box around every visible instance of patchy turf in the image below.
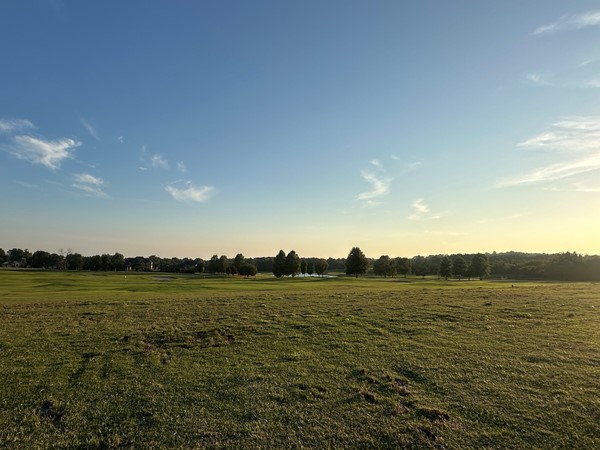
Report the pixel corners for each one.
[0,270,598,448]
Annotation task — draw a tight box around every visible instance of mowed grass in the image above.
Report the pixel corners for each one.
[0,271,599,449]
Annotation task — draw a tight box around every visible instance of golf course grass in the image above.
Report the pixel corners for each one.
[0,270,598,449]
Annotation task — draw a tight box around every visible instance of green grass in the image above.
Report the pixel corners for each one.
[0,270,599,449]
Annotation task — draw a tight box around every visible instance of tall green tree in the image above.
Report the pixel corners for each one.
[345,247,368,278]
[239,263,257,278]
[111,253,125,271]
[373,255,395,277]
[284,250,301,277]
[452,255,468,280]
[218,255,229,274]
[469,253,491,280]
[233,253,245,273]
[8,248,25,264]
[307,261,315,276]
[66,253,83,270]
[314,259,328,277]
[99,254,111,271]
[300,259,307,275]
[273,250,286,278]
[207,254,220,273]
[31,250,51,268]
[195,258,205,274]
[394,257,411,277]
[439,256,453,280]
[412,255,428,279]
[0,248,5,264]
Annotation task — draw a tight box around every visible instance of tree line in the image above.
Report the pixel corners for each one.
[1,247,598,281]
[366,250,600,281]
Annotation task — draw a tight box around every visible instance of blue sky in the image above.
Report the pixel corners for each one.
[1,1,599,258]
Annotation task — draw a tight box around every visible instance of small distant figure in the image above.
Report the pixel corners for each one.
[511,284,514,288]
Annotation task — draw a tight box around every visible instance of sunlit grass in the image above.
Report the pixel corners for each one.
[0,270,598,448]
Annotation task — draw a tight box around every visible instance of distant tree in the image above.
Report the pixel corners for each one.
[195,258,205,274]
[412,255,429,278]
[439,256,453,280]
[426,255,442,278]
[66,253,83,270]
[180,258,196,273]
[233,253,245,273]
[0,248,5,264]
[326,257,346,271]
[31,250,51,268]
[394,257,411,277]
[111,253,125,271]
[345,247,368,278]
[546,252,583,280]
[373,255,395,277]
[218,255,229,274]
[207,255,220,273]
[58,248,73,270]
[300,259,307,275]
[273,250,286,278]
[452,256,468,280]
[314,258,328,277]
[469,253,491,280]
[49,253,63,269]
[8,248,25,265]
[284,250,301,277]
[254,257,274,273]
[307,261,315,276]
[148,255,161,271]
[84,255,101,271]
[412,255,428,279]
[99,254,111,271]
[130,256,147,271]
[239,263,257,278]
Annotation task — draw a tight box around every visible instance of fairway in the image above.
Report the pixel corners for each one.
[1,271,599,449]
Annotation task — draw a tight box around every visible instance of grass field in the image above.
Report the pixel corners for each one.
[0,270,599,449]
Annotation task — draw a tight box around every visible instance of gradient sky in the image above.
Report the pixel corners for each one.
[1,1,600,259]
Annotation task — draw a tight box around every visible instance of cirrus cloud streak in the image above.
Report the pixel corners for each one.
[165,181,215,203]
[8,135,80,170]
[497,116,600,187]
[534,10,600,35]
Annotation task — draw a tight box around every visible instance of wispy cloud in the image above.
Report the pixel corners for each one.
[517,117,600,152]
[79,116,99,140]
[408,199,430,220]
[390,154,399,160]
[534,10,600,35]
[578,58,596,68]
[544,182,600,193]
[497,117,600,187]
[177,161,187,173]
[151,154,169,169]
[72,172,108,198]
[117,136,124,144]
[165,181,215,203]
[74,173,103,186]
[404,160,423,171]
[526,73,550,86]
[7,135,80,170]
[370,159,383,170]
[0,118,35,133]
[13,180,38,189]
[585,79,600,88]
[356,170,390,201]
[498,155,600,186]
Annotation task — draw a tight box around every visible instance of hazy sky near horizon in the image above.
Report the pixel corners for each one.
[1,1,600,258]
